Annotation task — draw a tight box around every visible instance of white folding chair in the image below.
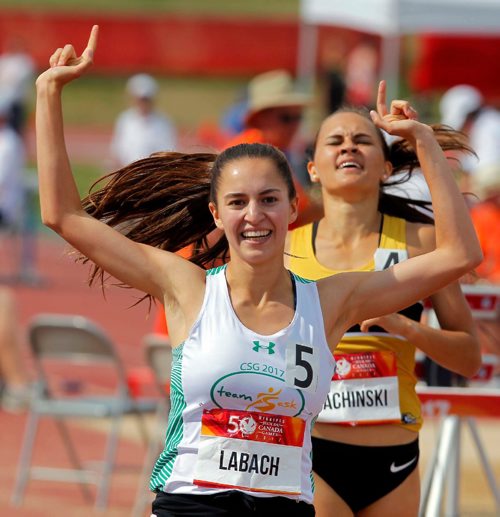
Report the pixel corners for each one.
[11,314,157,510]
[132,333,172,517]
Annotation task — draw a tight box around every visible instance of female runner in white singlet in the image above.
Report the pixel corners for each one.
[36,26,482,516]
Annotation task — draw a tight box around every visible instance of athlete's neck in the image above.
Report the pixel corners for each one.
[319,194,381,245]
[225,261,292,309]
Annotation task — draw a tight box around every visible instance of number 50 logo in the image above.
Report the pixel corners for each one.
[227,414,257,436]
[285,343,319,394]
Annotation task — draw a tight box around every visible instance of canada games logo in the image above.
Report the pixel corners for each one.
[335,357,352,377]
[239,416,257,435]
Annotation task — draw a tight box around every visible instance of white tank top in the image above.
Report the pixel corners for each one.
[150,265,335,504]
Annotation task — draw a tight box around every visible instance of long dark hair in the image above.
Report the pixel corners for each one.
[311,106,475,225]
[79,142,295,293]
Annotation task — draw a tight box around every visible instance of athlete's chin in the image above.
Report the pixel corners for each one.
[237,248,274,266]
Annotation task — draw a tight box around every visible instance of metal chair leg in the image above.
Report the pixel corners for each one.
[54,417,94,502]
[95,415,122,510]
[11,411,40,506]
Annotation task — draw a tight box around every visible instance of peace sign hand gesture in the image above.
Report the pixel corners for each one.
[369,80,432,144]
[36,25,99,89]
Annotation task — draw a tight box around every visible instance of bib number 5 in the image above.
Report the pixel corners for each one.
[285,343,319,393]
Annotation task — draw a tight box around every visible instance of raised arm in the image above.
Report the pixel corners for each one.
[35,26,204,307]
[320,81,483,341]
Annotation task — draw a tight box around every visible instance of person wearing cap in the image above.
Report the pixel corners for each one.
[0,36,35,136]
[110,73,177,168]
[440,85,500,189]
[226,70,323,227]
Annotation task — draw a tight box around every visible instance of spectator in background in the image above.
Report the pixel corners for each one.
[344,40,378,108]
[220,86,248,138]
[226,69,310,151]
[226,69,323,227]
[469,165,500,359]
[470,164,500,284]
[0,96,26,230]
[110,73,177,168]
[441,85,500,354]
[440,84,500,191]
[0,35,34,136]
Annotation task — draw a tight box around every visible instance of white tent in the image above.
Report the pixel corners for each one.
[297,0,500,99]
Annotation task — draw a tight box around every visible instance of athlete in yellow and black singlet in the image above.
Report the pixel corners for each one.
[287,214,423,514]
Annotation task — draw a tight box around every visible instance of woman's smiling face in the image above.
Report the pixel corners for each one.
[209,156,298,265]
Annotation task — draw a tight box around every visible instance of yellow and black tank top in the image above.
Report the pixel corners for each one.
[288,215,423,432]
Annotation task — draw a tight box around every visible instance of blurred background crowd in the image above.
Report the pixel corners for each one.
[1,1,500,515]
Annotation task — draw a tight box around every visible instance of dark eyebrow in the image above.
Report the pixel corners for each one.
[223,188,281,200]
[260,188,281,195]
[326,132,373,140]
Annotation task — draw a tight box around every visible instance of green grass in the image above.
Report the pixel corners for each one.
[71,163,106,195]
[26,162,106,233]
[27,161,103,196]
[2,0,299,17]
[61,75,249,129]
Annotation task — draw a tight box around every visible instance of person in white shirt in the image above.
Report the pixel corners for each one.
[110,73,177,167]
[0,37,35,135]
[440,84,500,191]
[0,97,25,228]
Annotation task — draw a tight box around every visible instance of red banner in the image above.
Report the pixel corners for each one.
[418,386,500,419]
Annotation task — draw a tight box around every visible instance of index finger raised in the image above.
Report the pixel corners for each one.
[376,80,388,117]
[86,25,99,54]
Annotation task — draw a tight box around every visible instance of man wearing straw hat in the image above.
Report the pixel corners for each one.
[226,70,322,227]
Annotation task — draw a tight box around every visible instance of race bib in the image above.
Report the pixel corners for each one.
[194,408,305,495]
[317,351,401,425]
[374,248,408,271]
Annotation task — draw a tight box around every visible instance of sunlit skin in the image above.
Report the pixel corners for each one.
[308,112,393,203]
[209,157,298,267]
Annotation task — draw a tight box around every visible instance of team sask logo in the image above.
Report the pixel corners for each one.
[211,372,305,417]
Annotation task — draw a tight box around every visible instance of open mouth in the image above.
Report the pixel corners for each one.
[241,230,272,241]
[338,161,362,170]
